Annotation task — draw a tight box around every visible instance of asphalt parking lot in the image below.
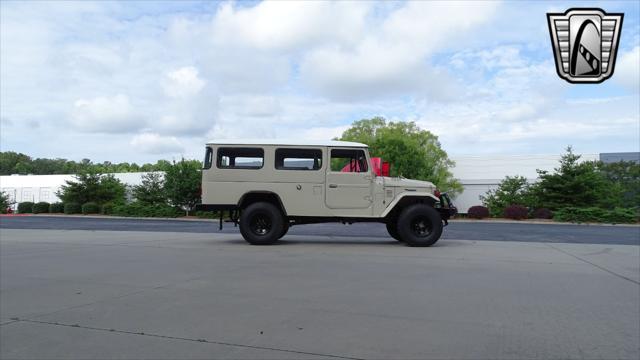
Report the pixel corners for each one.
[2,215,639,245]
[1,224,638,359]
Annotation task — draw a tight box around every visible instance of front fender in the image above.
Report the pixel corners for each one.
[381,193,440,218]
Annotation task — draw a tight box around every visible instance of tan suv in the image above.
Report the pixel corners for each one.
[198,140,456,246]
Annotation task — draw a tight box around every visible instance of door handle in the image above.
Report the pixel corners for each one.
[329,184,338,188]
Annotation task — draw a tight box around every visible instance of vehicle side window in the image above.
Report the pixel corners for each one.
[203,147,213,169]
[275,148,322,170]
[217,147,264,169]
[330,149,368,173]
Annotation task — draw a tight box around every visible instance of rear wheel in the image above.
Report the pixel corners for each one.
[386,222,402,241]
[397,204,443,247]
[239,202,284,245]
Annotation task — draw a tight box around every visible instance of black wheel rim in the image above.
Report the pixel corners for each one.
[410,216,433,237]
[250,213,272,236]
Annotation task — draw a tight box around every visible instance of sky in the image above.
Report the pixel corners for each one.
[1,0,639,164]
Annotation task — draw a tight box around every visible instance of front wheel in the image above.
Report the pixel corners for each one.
[397,204,443,247]
[239,202,284,245]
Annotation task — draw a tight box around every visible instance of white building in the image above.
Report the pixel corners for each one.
[0,173,151,208]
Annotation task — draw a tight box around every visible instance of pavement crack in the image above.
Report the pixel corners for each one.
[544,243,640,286]
[10,318,364,360]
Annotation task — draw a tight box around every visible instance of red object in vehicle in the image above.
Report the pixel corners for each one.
[341,157,390,176]
[381,161,390,176]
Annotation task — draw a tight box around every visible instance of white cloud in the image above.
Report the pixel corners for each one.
[615,46,639,92]
[162,66,206,98]
[71,94,143,133]
[153,66,218,136]
[299,125,352,141]
[299,1,498,100]
[212,1,368,50]
[450,46,528,72]
[220,95,281,117]
[130,133,184,154]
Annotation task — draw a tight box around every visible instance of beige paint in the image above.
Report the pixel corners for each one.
[201,143,438,218]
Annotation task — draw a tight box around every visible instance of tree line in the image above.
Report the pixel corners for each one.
[478,147,639,223]
[0,151,175,175]
[3,159,202,217]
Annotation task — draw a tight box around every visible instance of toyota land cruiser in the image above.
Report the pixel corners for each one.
[198,140,456,246]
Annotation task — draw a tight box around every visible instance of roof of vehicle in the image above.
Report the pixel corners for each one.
[206,139,368,147]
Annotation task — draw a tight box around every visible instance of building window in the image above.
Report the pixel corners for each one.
[41,190,50,201]
[22,189,33,201]
[330,149,368,172]
[275,148,322,170]
[217,148,264,169]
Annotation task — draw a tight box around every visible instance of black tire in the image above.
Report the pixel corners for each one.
[397,204,443,247]
[386,222,402,241]
[279,221,290,239]
[239,202,284,245]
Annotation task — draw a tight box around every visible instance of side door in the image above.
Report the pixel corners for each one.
[325,148,373,210]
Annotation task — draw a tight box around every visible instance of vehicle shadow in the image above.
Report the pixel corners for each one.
[220,237,454,247]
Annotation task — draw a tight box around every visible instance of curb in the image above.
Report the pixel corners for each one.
[26,214,218,222]
[449,218,640,228]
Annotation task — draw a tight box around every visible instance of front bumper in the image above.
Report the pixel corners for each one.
[437,193,458,220]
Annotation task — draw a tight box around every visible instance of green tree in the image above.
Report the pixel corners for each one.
[531,147,612,210]
[338,117,462,195]
[0,151,31,175]
[598,160,640,206]
[480,176,534,217]
[163,159,202,215]
[57,171,100,205]
[133,172,167,205]
[57,171,126,205]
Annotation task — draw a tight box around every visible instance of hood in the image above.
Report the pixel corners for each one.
[382,177,436,190]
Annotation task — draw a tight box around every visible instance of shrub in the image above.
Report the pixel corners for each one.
[480,176,533,217]
[17,202,34,214]
[81,202,100,215]
[64,202,81,214]
[503,204,528,220]
[57,171,126,206]
[467,205,490,219]
[111,202,181,218]
[101,203,114,215]
[554,207,638,224]
[32,202,50,214]
[49,202,64,213]
[532,208,553,219]
[1,191,13,214]
[606,207,639,223]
